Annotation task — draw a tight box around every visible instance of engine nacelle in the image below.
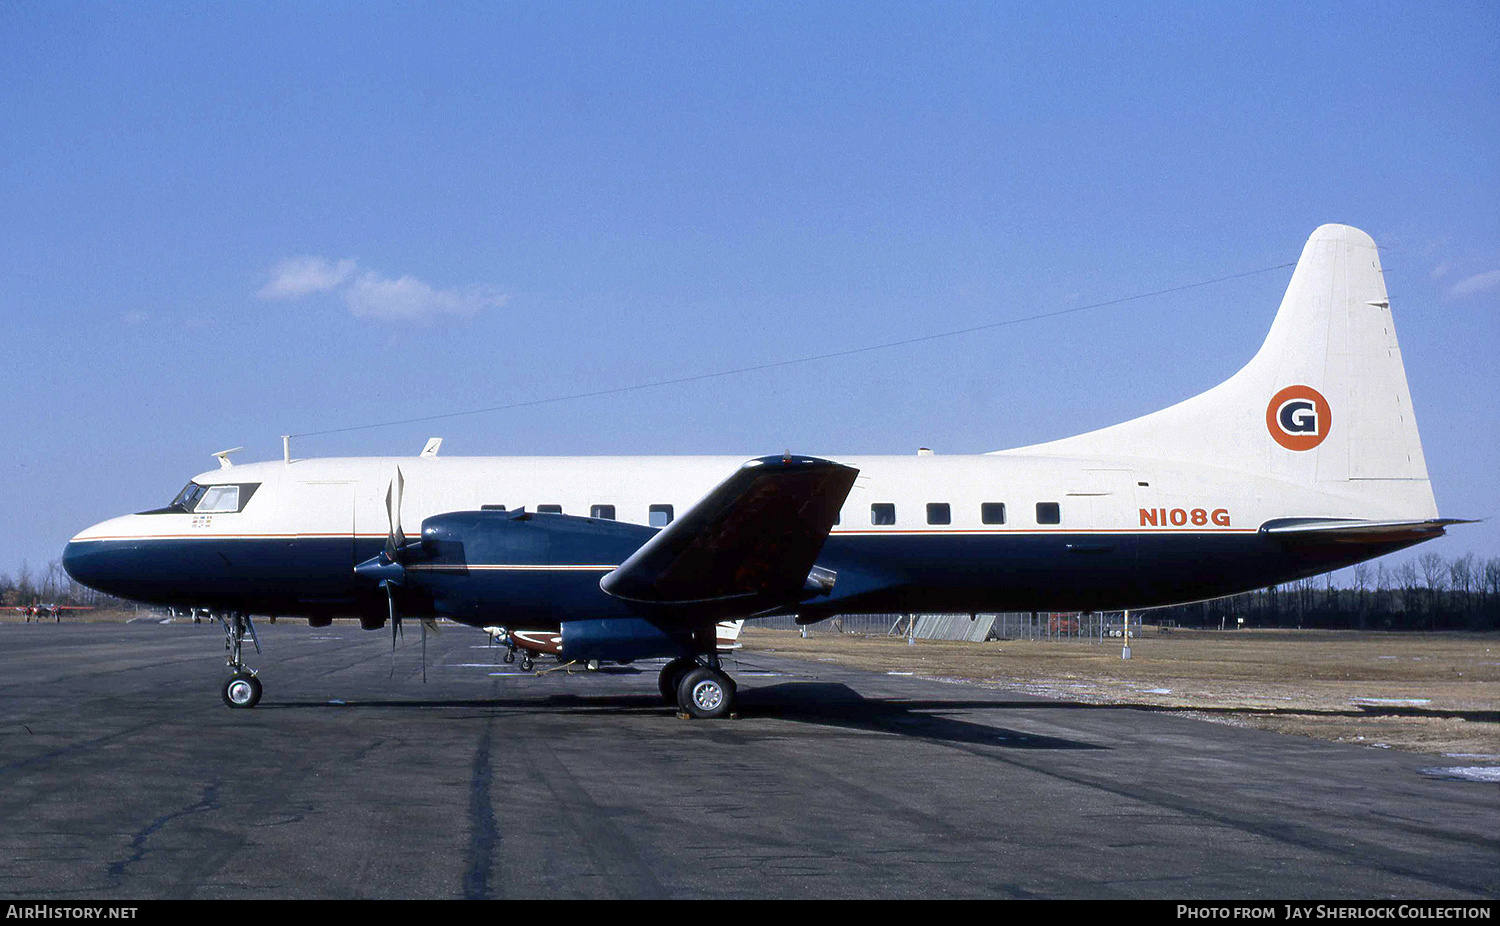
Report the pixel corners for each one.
[411,509,655,624]
[559,617,693,662]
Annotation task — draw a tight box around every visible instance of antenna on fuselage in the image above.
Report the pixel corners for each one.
[212,447,244,469]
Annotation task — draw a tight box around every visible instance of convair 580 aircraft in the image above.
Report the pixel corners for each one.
[63,225,1461,717]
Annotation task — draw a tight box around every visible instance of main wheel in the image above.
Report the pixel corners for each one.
[658,657,696,703]
[222,672,262,709]
[677,667,735,719]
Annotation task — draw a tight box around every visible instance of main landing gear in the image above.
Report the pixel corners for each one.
[217,611,263,709]
[658,655,738,720]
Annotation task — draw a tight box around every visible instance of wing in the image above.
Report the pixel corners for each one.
[600,454,858,613]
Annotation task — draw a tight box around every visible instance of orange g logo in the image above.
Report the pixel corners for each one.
[1266,385,1331,451]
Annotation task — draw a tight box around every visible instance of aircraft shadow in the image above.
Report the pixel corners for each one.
[249,679,1494,750]
[261,681,1106,750]
[736,682,1105,749]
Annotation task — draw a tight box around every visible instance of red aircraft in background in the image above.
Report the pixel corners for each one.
[9,603,94,623]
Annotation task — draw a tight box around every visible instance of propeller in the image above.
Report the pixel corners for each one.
[384,467,406,660]
[351,468,411,666]
[354,466,438,681]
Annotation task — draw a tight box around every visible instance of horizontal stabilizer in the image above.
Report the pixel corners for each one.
[1259,517,1474,544]
[600,454,858,611]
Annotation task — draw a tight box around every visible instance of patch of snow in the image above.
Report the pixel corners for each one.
[1420,766,1500,783]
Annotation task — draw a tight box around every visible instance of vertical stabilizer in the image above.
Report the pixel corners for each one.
[995,225,1436,518]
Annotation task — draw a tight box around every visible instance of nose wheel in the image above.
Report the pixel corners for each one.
[222,672,262,709]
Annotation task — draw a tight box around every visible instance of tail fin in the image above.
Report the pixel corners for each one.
[997,224,1437,518]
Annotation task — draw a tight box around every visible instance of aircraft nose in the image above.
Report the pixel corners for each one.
[62,535,116,593]
[62,516,143,598]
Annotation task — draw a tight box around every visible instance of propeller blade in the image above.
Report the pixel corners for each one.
[386,582,403,643]
[384,467,406,562]
[386,581,403,677]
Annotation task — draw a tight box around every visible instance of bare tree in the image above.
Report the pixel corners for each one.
[42,560,65,602]
[1352,562,1371,629]
[15,561,34,605]
[1447,553,1476,625]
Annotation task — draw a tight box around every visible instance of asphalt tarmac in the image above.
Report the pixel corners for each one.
[0,622,1495,900]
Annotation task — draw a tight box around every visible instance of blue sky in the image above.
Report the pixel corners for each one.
[2,2,1497,585]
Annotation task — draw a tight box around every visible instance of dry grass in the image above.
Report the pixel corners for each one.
[740,626,1500,760]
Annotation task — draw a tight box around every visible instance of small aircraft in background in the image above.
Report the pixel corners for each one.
[9,603,94,623]
[63,225,1465,716]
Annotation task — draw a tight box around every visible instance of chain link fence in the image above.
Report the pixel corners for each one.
[750,611,1141,643]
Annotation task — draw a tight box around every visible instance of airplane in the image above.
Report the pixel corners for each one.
[61,224,1464,717]
[9,603,93,623]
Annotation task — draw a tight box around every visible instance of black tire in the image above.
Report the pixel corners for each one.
[222,672,262,709]
[658,658,696,703]
[676,667,735,719]
[520,654,533,671]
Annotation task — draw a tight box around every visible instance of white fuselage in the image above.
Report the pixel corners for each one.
[73,449,1399,552]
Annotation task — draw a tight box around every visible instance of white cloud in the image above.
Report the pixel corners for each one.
[258,256,357,300]
[1450,269,1500,298]
[342,271,509,322]
[257,255,507,322]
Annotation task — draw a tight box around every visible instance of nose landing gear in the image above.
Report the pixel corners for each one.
[217,611,263,709]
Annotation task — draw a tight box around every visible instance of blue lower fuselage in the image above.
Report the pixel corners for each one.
[61,529,1422,628]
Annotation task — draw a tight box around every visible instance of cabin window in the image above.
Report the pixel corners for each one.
[649,504,674,527]
[981,502,1006,525]
[590,504,616,520]
[537,504,562,514]
[871,503,896,525]
[926,503,951,525]
[1036,502,1061,525]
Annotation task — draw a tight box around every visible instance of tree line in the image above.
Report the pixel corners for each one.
[1151,552,1500,631]
[6,551,1499,630]
[0,559,131,609]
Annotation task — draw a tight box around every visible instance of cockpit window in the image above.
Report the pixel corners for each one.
[139,482,260,515]
[172,483,207,511]
[196,485,241,513]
